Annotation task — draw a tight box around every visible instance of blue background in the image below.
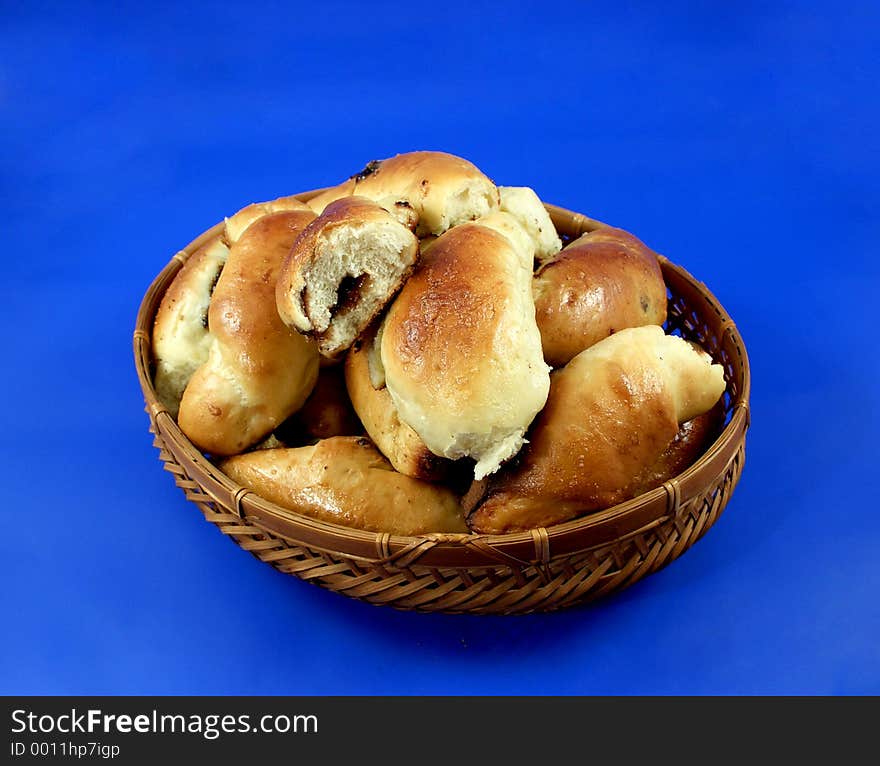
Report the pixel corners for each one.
[3,0,878,695]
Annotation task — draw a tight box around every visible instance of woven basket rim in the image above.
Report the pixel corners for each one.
[134,189,751,568]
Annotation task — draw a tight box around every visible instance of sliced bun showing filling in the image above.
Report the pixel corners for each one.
[277,197,419,360]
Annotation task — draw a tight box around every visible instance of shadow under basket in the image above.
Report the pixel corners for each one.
[133,194,751,615]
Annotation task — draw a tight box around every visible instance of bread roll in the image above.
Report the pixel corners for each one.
[178,210,320,455]
[224,194,313,245]
[498,186,561,262]
[380,213,551,480]
[464,406,723,530]
[219,437,467,535]
[344,326,450,481]
[534,227,667,367]
[467,326,726,533]
[276,197,419,359]
[152,236,229,417]
[307,151,499,237]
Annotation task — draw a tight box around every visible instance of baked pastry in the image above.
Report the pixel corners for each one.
[219,437,467,535]
[306,151,499,236]
[344,325,450,481]
[463,407,723,523]
[152,195,316,418]
[276,197,419,359]
[177,210,320,455]
[153,152,731,540]
[628,403,724,498]
[466,326,726,533]
[533,227,667,367]
[380,212,550,480]
[152,236,229,417]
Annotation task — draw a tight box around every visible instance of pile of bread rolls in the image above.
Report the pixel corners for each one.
[153,151,726,536]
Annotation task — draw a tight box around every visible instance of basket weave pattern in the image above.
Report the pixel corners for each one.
[134,200,750,615]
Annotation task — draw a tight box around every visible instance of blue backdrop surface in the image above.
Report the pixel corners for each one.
[3,1,878,695]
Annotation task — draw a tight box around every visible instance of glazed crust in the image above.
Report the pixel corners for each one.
[627,402,724,498]
[219,437,468,535]
[177,210,320,455]
[464,407,723,532]
[534,226,667,367]
[380,216,550,479]
[466,326,726,534]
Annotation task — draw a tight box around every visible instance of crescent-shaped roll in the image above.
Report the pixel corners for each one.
[463,409,723,531]
[276,197,419,360]
[344,326,451,481]
[152,236,230,417]
[466,326,726,534]
[533,227,668,368]
[219,437,468,535]
[306,151,499,237]
[380,212,551,480]
[177,210,320,455]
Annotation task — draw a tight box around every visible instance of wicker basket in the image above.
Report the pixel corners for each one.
[133,192,750,615]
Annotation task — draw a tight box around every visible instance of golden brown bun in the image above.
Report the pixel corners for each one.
[274,365,363,444]
[534,227,667,367]
[219,437,467,535]
[224,194,313,245]
[177,211,320,455]
[380,213,550,480]
[344,326,451,481]
[152,236,229,417]
[466,326,726,534]
[307,151,499,237]
[463,408,722,518]
[276,197,419,359]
